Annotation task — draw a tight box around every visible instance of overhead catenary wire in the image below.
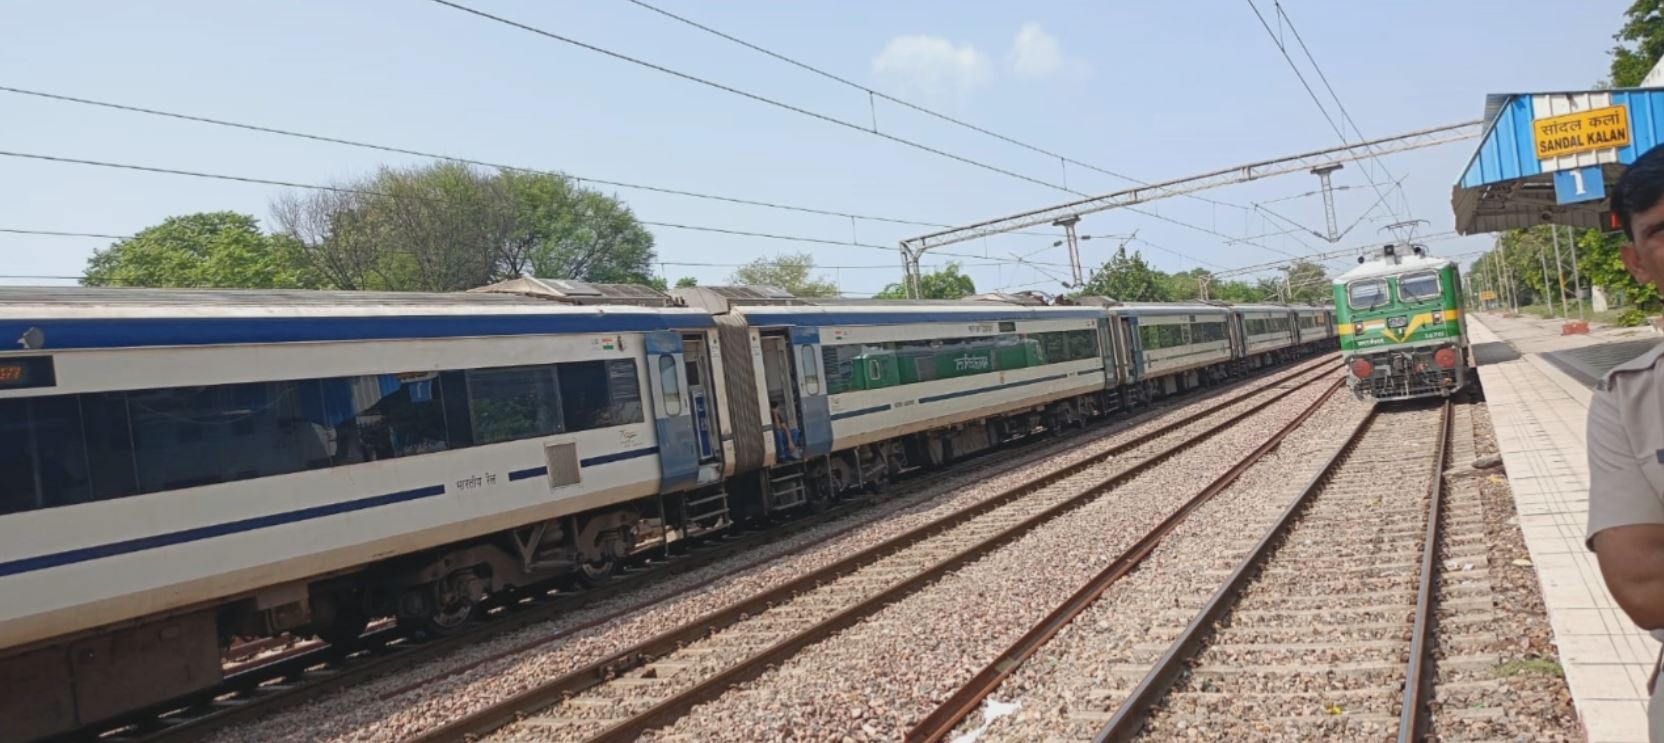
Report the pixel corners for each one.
[617,0,1250,213]
[1274,1,1406,210]
[1244,0,1405,221]
[427,0,1282,265]
[0,84,1061,239]
[0,152,1078,271]
[425,0,1070,195]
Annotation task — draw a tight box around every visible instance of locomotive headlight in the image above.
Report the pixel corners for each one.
[1431,311,1443,323]
[1433,346,1459,369]
[1349,359,1374,378]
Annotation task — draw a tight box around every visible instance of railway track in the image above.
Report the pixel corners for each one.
[93,356,1339,743]
[411,365,1341,743]
[1089,400,1460,742]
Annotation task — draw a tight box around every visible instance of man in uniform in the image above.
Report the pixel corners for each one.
[1589,144,1664,741]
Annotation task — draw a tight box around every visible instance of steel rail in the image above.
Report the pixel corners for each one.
[409,365,1339,743]
[1091,400,1450,743]
[1398,400,1454,742]
[905,376,1345,743]
[119,355,1336,743]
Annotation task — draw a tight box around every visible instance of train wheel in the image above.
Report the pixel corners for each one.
[573,555,618,588]
[399,598,475,637]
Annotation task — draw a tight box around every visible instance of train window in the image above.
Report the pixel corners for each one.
[1192,322,1227,343]
[0,399,37,514]
[1348,279,1387,310]
[658,355,683,416]
[606,360,644,426]
[799,346,821,396]
[558,361,617,431]
[1397,272,1441,304]
[330,374,451,462]
[467,366,564,444]
[1065,330,1098,360]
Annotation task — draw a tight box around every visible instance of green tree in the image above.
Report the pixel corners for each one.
[83,212,313,288]
[1611,0,1664,86]
[728,252,839,297]
[1080,246,1171,302]
[675,276,699,288]
[1163,268,1212,301]
[270,162,657,292]
[875,262,976,299]
[1281,261,1330,303]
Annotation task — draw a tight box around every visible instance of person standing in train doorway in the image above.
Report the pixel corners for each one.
[1589,143,1664,741]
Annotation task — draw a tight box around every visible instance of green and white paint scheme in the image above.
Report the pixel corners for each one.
[1332,246,1469,401]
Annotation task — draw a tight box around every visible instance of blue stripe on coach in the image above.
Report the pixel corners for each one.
[830,404,891,421]
[508,466,548,481]
[581,446,659,466]
[1,312,714,351]
[0,484,447,578]
[0,447,666,578]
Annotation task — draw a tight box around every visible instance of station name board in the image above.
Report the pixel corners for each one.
[1533,105,1631,160]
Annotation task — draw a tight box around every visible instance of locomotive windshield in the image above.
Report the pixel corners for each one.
[1397,271,1441,304]
[1347,279,1387,310]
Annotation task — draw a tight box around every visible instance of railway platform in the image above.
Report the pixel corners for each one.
[1469,312,1664,742]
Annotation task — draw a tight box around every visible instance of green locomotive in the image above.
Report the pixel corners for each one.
[1332,244,1469,401]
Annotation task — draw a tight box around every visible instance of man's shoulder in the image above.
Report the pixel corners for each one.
[1598,342,1664,392]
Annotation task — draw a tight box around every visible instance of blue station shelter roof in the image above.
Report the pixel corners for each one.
[1453,88,1664,234]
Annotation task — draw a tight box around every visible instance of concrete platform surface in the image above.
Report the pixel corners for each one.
[1470,312,1660,742]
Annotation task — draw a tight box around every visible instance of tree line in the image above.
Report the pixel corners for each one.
[1466,1,1664,325]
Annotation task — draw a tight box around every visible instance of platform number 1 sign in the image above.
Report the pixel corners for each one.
[1553,166,1605,205]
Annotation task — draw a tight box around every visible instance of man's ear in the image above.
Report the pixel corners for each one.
[1622,242,1655,285]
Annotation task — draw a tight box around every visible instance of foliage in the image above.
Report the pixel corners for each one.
[1620,307,1654,326]
[83,212,315,288]
[1281,261,1330,303]
[270,162,657,292]
[1162,268,1212,301]
[675,276,699,288]
[728,252,839,297]
[1611,0,1664,86]
[1080,246,1171,302]
[1471,225,1659,311]
[875,262,976,299]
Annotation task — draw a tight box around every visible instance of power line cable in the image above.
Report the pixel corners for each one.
[0,152,1076,270]
[427,0,1281,264]
[0,84,1063,239]
[618,0,1250,212]
[427,0,1068,194]
[1243,0,1401,221]
[1272,1,1406,216]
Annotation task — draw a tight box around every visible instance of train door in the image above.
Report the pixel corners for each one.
[1120,316,1144,379]
[681,336,720,467]
[759,333,796,464]
[1227,312,1246,359]
[1097,316,1121,385]
[645,331,699,492]
[788,326,832,458]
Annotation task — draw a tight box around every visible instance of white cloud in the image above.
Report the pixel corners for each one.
[1006,23,1087,80]
[871,34,992,102]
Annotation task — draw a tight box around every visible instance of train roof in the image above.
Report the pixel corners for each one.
[1334,253,1455,283]
[0,286,714,352]
[731,301,1105,326]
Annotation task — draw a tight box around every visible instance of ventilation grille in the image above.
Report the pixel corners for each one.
[545,443,581,488]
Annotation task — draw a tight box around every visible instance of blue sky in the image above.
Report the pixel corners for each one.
[0,0,1635,295]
